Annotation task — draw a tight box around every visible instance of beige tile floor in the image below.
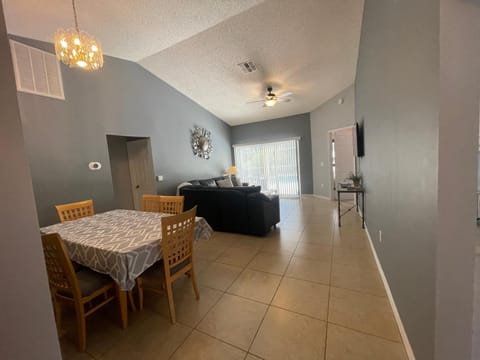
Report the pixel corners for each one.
[59,197,408,360]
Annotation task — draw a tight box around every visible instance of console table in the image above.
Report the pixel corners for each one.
[337,187,365,228]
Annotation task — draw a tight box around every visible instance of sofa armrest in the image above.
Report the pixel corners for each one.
[247,193,280,236]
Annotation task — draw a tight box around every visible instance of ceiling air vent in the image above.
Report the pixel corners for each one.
[10,40,65,100]
[237,60,257,74]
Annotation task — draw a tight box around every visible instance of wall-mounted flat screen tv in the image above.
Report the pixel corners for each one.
[356,121,365,157]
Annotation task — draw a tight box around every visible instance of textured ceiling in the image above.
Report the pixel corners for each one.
[3,0,263,61]
[4,0,364,125]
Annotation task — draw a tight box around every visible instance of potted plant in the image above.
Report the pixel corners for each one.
[347,172,362,188]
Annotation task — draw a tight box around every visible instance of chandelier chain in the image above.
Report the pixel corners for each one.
[72,0,79,31]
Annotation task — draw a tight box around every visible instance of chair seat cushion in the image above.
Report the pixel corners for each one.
[59,268,112,297]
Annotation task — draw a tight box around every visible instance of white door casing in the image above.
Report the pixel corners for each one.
[330,127,355,200]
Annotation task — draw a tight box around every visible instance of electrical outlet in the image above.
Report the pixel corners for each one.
[378,230,382,243]
[321,183,324,188]
[156,175,164,182]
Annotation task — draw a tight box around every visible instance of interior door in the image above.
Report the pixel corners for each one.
[332,127,355,200]
[126,139,156,210]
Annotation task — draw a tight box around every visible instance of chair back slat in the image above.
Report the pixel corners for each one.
[161,206,196,270]
[41,233,81,299]
[142,195,184,214]
[55,200,94,222]
[159,196,184,215]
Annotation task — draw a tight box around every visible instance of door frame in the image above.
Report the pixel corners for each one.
[126,138,156,210]
[328,125,356,200]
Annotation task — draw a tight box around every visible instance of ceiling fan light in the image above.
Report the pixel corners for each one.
[264,98,277,107]
[264,92,277,107]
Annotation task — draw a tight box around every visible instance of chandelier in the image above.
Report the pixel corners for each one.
[54,0,103,70]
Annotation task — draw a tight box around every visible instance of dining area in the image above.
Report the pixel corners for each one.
[39,195,213,353]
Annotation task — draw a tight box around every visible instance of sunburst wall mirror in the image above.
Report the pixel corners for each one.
[191,127,213,159]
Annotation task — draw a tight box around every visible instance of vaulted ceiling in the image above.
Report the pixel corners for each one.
[3,0,364,125]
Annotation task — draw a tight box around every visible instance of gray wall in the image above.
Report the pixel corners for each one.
[0,5,61,359]
[436,1,480,359]
[311,85,355,198]
[356,0,439,358]
[478,151,480,192]
[231,113,313,194]
[12,37,232,226]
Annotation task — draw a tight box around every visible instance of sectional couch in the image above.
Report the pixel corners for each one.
[179,176,280,236]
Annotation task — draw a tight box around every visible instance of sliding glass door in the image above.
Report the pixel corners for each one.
[233,139,301,197]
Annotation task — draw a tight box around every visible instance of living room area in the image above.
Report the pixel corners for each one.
[3,1,480,360]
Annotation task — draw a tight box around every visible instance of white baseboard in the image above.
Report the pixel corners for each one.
[364,225,416,360]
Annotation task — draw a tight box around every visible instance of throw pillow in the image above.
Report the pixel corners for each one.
[199,179,217,187]
[231,174,242,187]
[216,177,234,187]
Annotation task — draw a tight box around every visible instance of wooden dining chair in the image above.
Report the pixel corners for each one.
[41,233,120,352]
[159,195,184,214]
[142,195,184,214]
[142,194,162,212]
[136,206,199,323]
[55,199,94,222]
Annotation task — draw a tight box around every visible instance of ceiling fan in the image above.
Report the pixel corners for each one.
[247,86,293,107]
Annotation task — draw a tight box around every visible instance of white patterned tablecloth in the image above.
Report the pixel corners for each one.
[40,210,213,290]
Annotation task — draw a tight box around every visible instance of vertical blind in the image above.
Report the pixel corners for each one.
[233,139,301,197]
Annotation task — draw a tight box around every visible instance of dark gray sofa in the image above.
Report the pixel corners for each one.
[179,177,280,236]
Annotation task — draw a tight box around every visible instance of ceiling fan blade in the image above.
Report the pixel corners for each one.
[246,99,266,104]
[278,91,293,98]
[277,98,292,102]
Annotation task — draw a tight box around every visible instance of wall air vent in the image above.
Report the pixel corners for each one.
[237,60,257,74]
[10,40,65,100]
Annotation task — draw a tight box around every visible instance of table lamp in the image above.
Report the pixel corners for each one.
[227,166,238,175]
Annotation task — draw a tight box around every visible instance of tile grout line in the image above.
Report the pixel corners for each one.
[156,265,370,322]
[329,211,409,343]
[171,199,376,360]
[178,219,304,359]
[327,284,388,299]
[194,327,254,355]
[363,223,415,359]
[245,214,305,357]
[323,221,336,359]
[204,251,389,300]
[168,236,250,359]
[169,261,255,359]
[159,231,379,358]
[166,326,196,360]
[326,320,404,344]
[192,243,254,352]
[62,200,370,359]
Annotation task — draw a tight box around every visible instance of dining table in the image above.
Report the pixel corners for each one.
[40,209,213,328]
